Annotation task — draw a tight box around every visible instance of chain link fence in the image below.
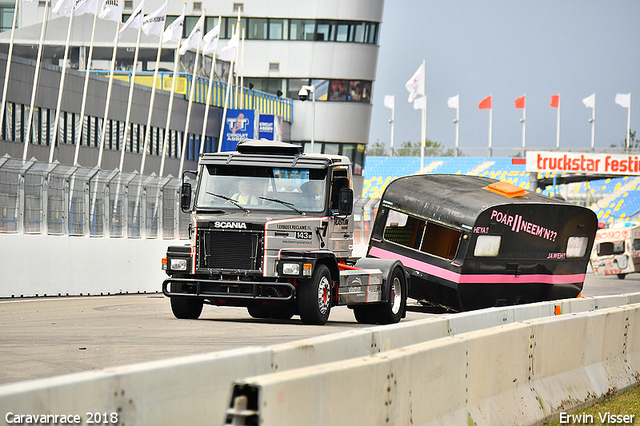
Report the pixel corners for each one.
[0,154,188,239]
[0,154,377,243]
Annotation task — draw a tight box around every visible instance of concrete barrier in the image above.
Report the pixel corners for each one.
[1,294,639,426]
[227,304,640,426]
[0,234,177,297]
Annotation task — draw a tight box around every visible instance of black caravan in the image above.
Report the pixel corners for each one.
[367,175,598,311]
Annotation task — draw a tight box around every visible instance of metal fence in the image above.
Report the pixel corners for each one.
[0,153,379,243]
[0,154,189,239]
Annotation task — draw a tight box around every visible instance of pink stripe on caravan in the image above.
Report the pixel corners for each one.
[368,246,585,285]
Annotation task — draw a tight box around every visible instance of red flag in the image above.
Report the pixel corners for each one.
[514,95,525,109]
[478,95,492,110]
[550,95,559,108]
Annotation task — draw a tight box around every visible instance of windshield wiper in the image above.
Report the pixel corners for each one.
[259,196,305,216]
[206,191,251,213]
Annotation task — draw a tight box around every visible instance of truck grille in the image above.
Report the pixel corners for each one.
[198,230,263,271]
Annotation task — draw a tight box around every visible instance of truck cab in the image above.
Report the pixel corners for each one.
[163,140,408,325]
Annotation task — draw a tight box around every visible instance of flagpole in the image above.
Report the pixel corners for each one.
[218,59,234,151]
[118,26,143,173]
[73,8,99,166]
[556,94,561,150]
[454,97,459,157]
[179,10,205,177]
[0,0,19,146]
[140,36,163,176]
[97,22,122,168]
[590,95,596,150]
[159,4,186,178]
[389,100,395,157]
[626,93,631,151]
[49,6,76,163]
[200,54,217,155]
[22,1,50,162]
[488,94,493,158]
[521,93,526,156]
[233,9,241,107]
[239,28,245,110]
[420,59,426,169]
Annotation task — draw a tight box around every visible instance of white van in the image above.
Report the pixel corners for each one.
[590,223,640,279]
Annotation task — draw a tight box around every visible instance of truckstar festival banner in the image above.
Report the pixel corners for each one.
[526,151,640,176]
[221,109,257,152]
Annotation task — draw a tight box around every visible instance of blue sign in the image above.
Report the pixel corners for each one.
[221,109,256,152]
[258,115,283,141]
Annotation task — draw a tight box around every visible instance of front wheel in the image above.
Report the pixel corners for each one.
[617,273,627,280]
[373,268,407,324]
[170,297,203,319]
[297,264,332,325]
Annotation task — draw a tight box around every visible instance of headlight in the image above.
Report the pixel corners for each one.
[170,258,188,271]
[282,263,300,275]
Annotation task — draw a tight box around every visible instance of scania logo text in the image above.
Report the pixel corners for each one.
[214,221,247,229]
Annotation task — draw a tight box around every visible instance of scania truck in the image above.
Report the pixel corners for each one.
[162,140,409,325]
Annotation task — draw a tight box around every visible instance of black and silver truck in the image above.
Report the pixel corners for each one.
[162,139,409,325]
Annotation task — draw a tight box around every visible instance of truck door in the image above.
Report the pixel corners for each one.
[328,166,354,258]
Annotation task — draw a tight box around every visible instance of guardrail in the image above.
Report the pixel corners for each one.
[1,293,638,426]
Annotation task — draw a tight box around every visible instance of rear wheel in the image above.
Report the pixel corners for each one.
[373,268,407,324]
[298,264,332,325]
[247,305,270,319]
[353,305,377,324]
[617,273,627,280]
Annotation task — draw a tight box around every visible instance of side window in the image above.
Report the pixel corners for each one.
[597,241,625,256]
[383,211,424,249]
[382,209,461,260]
[474,235,501,257]
[634,239,640,251]
[421,222,462,260]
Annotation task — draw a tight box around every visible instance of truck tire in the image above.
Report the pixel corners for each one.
[353,305,377,324]
[170,297,203,320]
[247,305,270,319]
[373,267,406,324]
[298,264,332,325]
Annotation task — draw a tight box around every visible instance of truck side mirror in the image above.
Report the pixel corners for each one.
[180,182,192,212]
[337,188,353,216]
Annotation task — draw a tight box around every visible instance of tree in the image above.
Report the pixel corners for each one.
[396,139,458,157]
[366,140,387,156]
[610,130,637,150]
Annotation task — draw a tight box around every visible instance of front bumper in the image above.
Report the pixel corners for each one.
[162,277,295,302]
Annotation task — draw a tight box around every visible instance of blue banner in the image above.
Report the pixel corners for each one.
[221,109,257,152]
[258,115,283,141]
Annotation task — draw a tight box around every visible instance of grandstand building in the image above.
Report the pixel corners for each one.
[0,0,382,187]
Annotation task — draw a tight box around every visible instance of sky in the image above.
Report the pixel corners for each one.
[369,0,640,158]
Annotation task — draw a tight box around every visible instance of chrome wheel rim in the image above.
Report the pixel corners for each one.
[390,276,402,315]
[317,275,331,315]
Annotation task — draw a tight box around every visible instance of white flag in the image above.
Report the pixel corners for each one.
[615,92,631,109]
[405,62,425,103]
[218,28,239,62]
[447,94,459,109]
[582,93,596,109]
[162,13,185,44]
[99,0,122,22]
[74,0,100,15]
[142,2,167,37]
[202,22,221,56]
[383,94,395,110]
[179,14,204,55]
[117,0,144,38]
[52,0,73,15]
[413,96,426,110]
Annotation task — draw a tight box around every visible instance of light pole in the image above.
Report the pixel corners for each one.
[298,85,316,153]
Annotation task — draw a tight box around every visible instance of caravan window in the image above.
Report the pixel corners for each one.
[566,236,589,258]
[382,210,461,260]
[597,241,624,256]
[474,235,501,257]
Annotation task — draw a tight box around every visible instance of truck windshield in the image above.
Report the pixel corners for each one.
[196,164,328,213]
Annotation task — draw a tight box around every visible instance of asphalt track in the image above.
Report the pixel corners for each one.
[0,273,638,385]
